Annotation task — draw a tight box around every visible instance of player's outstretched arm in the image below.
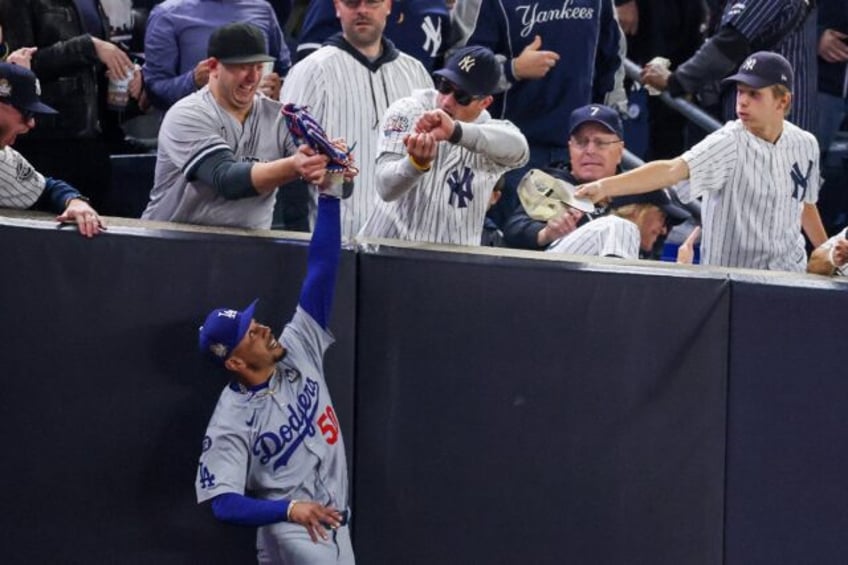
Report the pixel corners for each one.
[251,145,330,193]
[575,158,689,203]
[299,195,341,330]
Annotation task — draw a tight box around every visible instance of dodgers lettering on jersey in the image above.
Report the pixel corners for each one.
[196,307,348,513]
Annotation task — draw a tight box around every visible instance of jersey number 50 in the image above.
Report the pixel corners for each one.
[318,405,340,445]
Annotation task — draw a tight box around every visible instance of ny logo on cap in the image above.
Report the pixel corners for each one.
[458,55,476,73]
[218,309,238,319]
[741,58,757,71]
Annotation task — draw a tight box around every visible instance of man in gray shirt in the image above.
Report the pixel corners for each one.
[143,23,333,229]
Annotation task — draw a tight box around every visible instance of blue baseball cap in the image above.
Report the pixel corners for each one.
[0,63,57,115]
[198,299,258,366]
[722,51,793,92]
[434,45,501,96]
[568,104,623,138]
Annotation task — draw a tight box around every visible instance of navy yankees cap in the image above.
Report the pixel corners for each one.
[434,45,501,96]
[569,104,623,138]
[199,299,258,367]
[611,189,691,226]
[722,51,794,92]
[0,63,57,115]
[208,23,274,65]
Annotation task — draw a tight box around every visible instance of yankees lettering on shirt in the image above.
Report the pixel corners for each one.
[516,0,596,37]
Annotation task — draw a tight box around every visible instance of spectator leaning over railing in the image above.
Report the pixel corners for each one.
[577,51,827,273]
[142,23,348,230]
[0,63,104,237]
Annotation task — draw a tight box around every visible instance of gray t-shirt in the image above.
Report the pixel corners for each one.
[143,88,297,229]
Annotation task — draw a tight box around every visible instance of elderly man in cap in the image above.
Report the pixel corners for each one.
[503,103,628,251]
[0,62,104,237]
[358,45,529,246]
[143,23,348,230]
[577,51,827,272]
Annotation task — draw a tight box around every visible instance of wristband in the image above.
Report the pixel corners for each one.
[287,500,299,522]
[448,122,463,144]
[407,153,431,172]
[64,194,89,208]
[828,245,839,268]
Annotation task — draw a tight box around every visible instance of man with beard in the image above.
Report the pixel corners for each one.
[358,45,529,245]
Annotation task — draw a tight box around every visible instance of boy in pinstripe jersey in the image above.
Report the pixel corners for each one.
[358,45,529,245]
[577,51,828,272]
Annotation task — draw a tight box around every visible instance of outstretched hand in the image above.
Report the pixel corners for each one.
[56,198,106,238]
[289,501,344,543]
[574,181,608,205]
[293,144,330,185]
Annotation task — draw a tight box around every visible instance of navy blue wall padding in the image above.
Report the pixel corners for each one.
[0,224,356,564]
[354,250,729,565]
[3,219,848,564]
[724,278,848,565]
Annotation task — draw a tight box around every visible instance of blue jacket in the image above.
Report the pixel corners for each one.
[818,0,848,98]
[451,0,621,149]
[295,0,450,72]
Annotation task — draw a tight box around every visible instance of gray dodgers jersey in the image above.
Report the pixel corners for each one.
[679,120,820,272]
[546,215,640,259]
[0,146,46,209]
[360,89,529,245]
[196,307,348,515]
[143,88,297,229]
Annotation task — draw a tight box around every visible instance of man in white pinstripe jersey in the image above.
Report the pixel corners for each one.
[577,51,828,272]
[281,0,433,238]
[358,45,530,245]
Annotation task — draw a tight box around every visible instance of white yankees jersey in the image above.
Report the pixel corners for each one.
[546,215,640,259]
[143,88,297,229]
[0,146,46,209]
[679,119,820,272]
[819,227,848,277]
[358,89,529,245]
[281,40,433,238]
[196,307,349,557]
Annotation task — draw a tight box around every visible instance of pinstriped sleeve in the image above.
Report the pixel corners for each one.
[0,147,46,210]
[679,125,737,202]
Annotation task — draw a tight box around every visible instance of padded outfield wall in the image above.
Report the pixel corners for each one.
[1,213,846,564]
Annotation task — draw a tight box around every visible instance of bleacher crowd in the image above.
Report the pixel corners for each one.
[0,0,846,277]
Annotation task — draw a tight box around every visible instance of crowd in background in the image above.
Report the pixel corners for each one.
[0,0,846,276]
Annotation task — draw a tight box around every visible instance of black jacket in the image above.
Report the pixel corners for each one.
[818,0,848,98]
[5,0,108,139]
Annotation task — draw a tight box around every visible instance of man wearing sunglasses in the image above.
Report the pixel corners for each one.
[0,62,104,237]
[358,45,529,245]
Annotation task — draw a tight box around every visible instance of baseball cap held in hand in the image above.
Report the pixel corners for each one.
[518,169,595,222]
[208,23,274,65]
[0,62,57,115]
[722,51,793,91]
[434,45,501,96]
[199,299,258,367]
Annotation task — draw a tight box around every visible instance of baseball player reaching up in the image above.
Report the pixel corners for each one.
[358,45,529,246]
[576,51,828,273]
[195,187,354,563]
